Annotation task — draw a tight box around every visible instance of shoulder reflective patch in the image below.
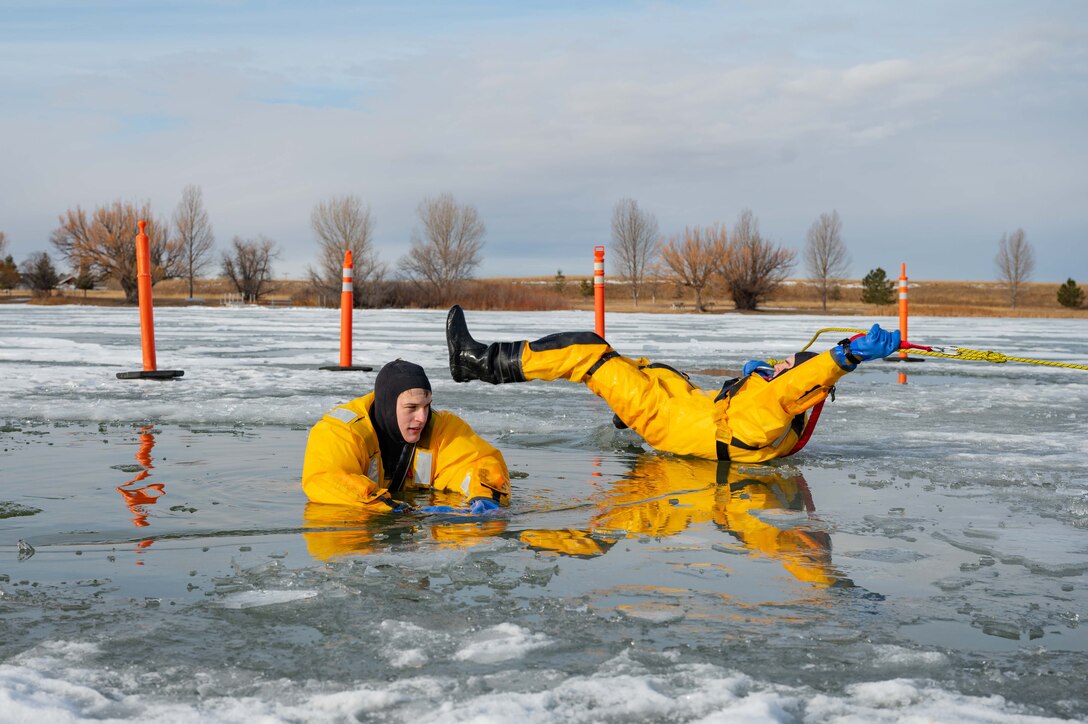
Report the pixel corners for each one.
[413,450,433,487]
[460,472,472,496]
[366,453,380,481]
[326,407,359,425]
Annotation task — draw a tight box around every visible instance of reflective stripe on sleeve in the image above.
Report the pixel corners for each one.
[326,407,359,424]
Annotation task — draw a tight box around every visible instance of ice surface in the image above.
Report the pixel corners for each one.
[216,589,319,609]
[1,305,1086,721]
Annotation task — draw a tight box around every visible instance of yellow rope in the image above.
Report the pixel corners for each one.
[787,327,1088,371]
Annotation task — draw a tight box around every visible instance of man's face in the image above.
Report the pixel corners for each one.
[772,354,797,377]
[396,388,431,443]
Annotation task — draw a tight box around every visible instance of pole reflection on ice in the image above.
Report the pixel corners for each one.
[115,426,165,551]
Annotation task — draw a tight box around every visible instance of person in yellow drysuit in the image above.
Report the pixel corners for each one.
[302,359,510,512]
[519,456,843,586]
[445,305,900,463]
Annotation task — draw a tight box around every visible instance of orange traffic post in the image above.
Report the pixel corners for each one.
[320,250,373,372]
[898,262,908,360]
[594,245,605,338]
[117,220,183,380]
[886,261,922,376]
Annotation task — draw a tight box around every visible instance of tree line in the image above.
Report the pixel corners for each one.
[609,198,1082,311]
[0,188,488,306]
[0,193,1083,310]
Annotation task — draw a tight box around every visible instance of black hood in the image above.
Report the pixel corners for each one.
[371,360,431,487]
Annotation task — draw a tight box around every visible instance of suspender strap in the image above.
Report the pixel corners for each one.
[386,443,416,493]
[784,401,824,457]
[585,351,619,379]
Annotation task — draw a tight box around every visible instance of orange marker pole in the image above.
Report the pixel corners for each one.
[319,250,372,372]
[136,220,157,371]
[339,250,354,367]
[117,220,183,380]
[594,245,605,338]
[898,262,908,360]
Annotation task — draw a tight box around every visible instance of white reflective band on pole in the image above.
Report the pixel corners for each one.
[343,269,353,280]
[342,282,353,292]
[899,292,908,299]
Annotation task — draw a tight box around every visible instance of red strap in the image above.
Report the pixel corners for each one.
[784,400,824,457]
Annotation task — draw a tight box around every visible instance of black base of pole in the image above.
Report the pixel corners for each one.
[319,365,374,372]
[881,357,925,363]
[117,370,185,380]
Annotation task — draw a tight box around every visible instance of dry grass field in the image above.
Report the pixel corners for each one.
[510,276,1087,318]
[4,275,1086,319]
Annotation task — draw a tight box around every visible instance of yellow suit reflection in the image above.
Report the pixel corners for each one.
[302,501,507,561]
[521,456,842,587]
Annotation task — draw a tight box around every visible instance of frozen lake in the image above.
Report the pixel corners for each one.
[2,304,1087,722]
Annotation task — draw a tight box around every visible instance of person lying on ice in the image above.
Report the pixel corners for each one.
[446,305,900,463]
[302,359,509,513]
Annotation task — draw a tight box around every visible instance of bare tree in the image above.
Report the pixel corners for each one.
[611,198,660,306]
[719,209,796,311]
[804,210,850,312]
[222,235,279,303]
[173,184,216,299]
[307,195,385,307]
[51,201,182,303]
[995,228,1035,308]
[73,260,97,298]
[659,225,728,312]
[398,193,485,301]
[20,251,60,296]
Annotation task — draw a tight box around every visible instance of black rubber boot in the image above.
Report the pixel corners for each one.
[446,305,527,384]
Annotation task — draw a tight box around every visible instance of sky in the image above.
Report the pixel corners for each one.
[1,0,1085,282]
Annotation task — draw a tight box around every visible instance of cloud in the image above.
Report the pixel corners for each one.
[0,3,1085,282]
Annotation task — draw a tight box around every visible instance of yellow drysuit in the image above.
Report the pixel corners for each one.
[520,337,850,462]
[302,392,510,509]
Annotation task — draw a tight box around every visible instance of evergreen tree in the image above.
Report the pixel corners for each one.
[861,267,896,305]
[0,255,19,293]
[1057,278,1084,309]
[20,252,60,296]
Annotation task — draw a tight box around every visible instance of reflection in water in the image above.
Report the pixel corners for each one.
[299,455,843,587]
[302,502,508,561]
[521,456,846,587]
[115,426,164,547]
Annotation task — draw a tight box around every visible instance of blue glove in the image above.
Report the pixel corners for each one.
[419,504,460,514]
[419,498,502,515]
[851,324,901,361]
[467,498,501,515]
[831,324,901,369]
[386,499,413,513]
[742,359,774,379]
